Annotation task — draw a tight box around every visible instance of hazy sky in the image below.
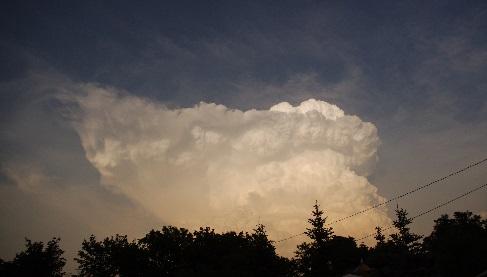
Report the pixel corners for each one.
[1,0,487,271]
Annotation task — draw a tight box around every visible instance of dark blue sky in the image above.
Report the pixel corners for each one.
[2,1,486,115]
[1,0,486,270]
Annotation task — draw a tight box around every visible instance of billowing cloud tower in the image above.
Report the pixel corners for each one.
[71,86,390,255]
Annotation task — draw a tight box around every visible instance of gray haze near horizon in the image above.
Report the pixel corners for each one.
[1,0,487,272]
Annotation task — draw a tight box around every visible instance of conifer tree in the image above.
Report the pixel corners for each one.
[370,206,426,276]
[295,200,334,276]
[390,207,422,253]
[374,226,386,246]
[305,200,334,246]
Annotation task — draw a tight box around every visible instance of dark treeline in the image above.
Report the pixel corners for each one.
[1,202,486,277]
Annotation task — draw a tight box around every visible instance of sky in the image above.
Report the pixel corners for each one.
[1,0,487,271]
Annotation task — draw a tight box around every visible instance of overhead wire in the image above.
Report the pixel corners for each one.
[326,157,487,226]
[273,157,487,243]
[356,182,487,242]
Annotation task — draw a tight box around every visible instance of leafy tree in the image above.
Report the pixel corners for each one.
[188,226,288,276]
[326,235,361,275]
[4,209,487,277]
[138,226,193,275]
[423,211,487,277]
[74,224,291,276]
[0,237,65,277]
[75,234,145,277]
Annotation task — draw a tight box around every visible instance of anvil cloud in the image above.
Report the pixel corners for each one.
[71,86,390,254]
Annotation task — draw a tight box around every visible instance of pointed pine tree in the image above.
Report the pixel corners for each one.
[390,207,422,253]
[384,206,426,276]
[305,200,334,246]
[295,200,334,276]
[374,227,386,246]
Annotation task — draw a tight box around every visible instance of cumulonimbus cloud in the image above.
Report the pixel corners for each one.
[69,85,390,255]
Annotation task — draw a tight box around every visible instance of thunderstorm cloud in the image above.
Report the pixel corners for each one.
[69,85,391,254]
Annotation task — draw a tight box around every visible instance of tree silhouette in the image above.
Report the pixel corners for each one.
[374,226,386,246]
[3,209,487,276]
[0,238,65,277]
[368,206,426,277]
[188,226,290,276]
[390,207,422,253]
[423,211,487,277]
[296,200,361,276]
[75,234,145,276]
[325,235,361,275]
[305,200,334,245]
[138,226,193,275]
[247,224,292,276]
[73,224,291,276]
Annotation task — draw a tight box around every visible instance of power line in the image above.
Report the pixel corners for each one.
[274,232,306,243]
[327,157,487,226]
[357,182,487,242]
[273,157,487,243]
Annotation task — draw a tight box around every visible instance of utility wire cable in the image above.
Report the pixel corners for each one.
[357,182,487,242]
[273,157,487,243]
[327,157,487,226]
[274,232,307,243]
